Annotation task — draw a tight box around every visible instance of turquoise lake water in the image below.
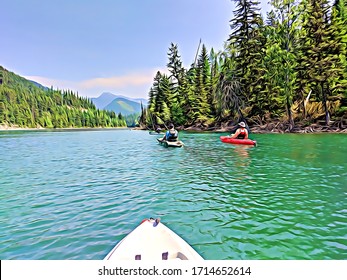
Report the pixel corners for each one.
[0,129,346,260]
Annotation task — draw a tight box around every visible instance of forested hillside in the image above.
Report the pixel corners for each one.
[142,0,347,132]
[0,66,127,128]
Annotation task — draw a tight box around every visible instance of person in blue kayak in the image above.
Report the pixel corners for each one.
[162,123,178,142]
[230,121,249,139]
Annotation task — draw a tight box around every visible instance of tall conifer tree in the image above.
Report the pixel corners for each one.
[228,0,265,118]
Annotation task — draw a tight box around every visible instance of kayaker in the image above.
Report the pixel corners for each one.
[162,123,178,142]
[155,126,161,133]
[230,121,248,139]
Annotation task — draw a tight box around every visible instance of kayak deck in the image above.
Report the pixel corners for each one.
[149,131,164,135]
[157,138,184,147]
[104,218,203,260]
[220,136,257,146]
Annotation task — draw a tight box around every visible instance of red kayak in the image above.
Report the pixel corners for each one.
[220,136,257,146]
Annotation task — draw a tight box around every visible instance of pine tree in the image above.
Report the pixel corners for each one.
[261,0,299,128]
[166,43,186,125]
[193,44,212,124]
[228,0,265,118]
[331,0,347,97]
[298,0,345,125]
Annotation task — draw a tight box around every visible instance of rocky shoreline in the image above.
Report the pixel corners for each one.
[179,121,347,134]
[0,124,44,131]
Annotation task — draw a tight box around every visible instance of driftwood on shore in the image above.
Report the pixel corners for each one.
[248,121,347,134]
[181,121,347,134]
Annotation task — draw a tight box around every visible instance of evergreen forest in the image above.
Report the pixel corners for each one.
[0,66,127,129]
[141,0,347,132]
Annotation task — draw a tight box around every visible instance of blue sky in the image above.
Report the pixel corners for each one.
[2,0,271,99]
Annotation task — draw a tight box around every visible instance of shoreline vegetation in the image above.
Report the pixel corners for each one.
[0,66,128,130]
[139,2,347,136]
[2,122,346,134]
[163,123,347,134]
[0,124,127,131]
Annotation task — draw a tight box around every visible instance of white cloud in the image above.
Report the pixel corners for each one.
[24,68,168,99]
[79,71,154,90]
[24,75,81,93]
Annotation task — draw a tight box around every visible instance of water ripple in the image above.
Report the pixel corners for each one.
[0,130,346,259]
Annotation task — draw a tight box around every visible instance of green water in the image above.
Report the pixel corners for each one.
[0,129,346,260]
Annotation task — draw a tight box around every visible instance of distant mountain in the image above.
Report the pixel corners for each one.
[104,97,142,115]
[108,93,148,106]
[91,92,117,109]
[128,97,148,106]
[91,92,147,115]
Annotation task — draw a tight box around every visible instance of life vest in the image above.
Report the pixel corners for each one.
[237,128,247,139]
[166,129,178,142]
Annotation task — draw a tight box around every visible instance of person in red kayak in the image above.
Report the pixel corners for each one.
[230,121,249,139]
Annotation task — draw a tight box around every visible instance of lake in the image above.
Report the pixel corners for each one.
[0,129,346,260]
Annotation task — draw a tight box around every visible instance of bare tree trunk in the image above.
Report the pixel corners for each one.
[321,82,330,126]
[193,39,202,67]
[286,96,294,130]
